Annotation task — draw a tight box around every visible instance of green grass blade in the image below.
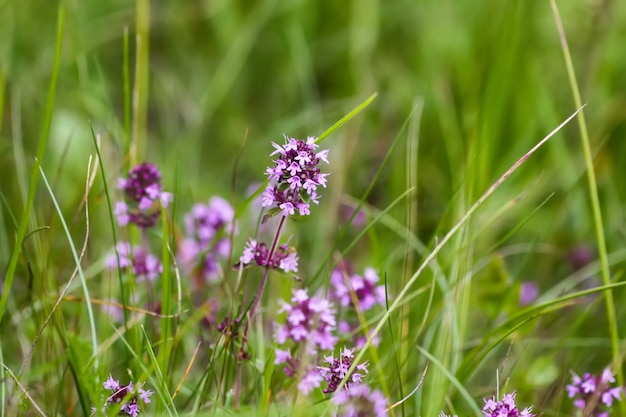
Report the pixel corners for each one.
[37,163,98,365]
[89,126,131,325]
[416,347,482,417]
[0,341,4,417]
[142,327,177,417]
[458,281,626,382]
[549,0,622,397]
[113,326,177,417]
[158,204,174,395]
[310,101,419,284]
[130,0,150,164]
[316,92,378,144]
[0,65,5,133]
[123,26,131,161]
[0,2,65,324]
[340,188,414,259]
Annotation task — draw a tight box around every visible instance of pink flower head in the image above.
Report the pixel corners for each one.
[100,375,152,416]
[238,239,299,273]
[115,162,172,229]
[177,196,235,285]
[105,242,162,282]
[262,135,330,219]
[330,266,386,311]
[275,289,337,351]
[567,368,623,414]
[482,392,535,417]
[273,289,338,394]
[318,346,369,393]
[519,281,539,306]
[332,384,388,417]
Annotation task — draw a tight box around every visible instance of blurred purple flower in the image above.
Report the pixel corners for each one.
[105,242,162,282]
[274,348,325,394]
[332,383,388,417]
[297,369,325,394]
[101,298,124,323]
[177,197,235,285]
[568,245,594,271]
[115,163,172,229]
[566,368,622,416]
[519,281,539,306]
[482,392,535,417]
[262,135,329,219]
[318,346,369,393]
[340,203,366,228]
[99,374,152,416]
[330,267,386,311]
[275,289,337,351]
[273,289,337,394]
[238,239,299,273]
[184,197,234,241]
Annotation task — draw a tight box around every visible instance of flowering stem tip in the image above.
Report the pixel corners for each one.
[262,135,329,219]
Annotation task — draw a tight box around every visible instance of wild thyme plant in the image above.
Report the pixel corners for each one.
[241,135,330,335]
[177,197,235,287]
[7,2,626,416]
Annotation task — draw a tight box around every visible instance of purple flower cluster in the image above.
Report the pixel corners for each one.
[101,298,124,322]
[519,281,539,306]
[340,203,367,228]
[482,392,535,417]
[440,390,536,417]
[332,383,388,417]
[239,239,299,273]
[274,289,337,393]
[115,163,173,229]
[275,289,337,350]
[105,242,162,282]
[100,374,152,416]
[241,137,387,401]
[274,348,324,394]
[330,266,386,311]
[329,264,385,348]
[262,135,329,217]
[177,197,235,284]
[566,368,622,416]
[318,347,369,393]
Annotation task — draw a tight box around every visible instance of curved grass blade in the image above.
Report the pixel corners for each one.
[38,163,98,365]
[549,0,621,401]
[310,100,420,284]
[457,281,626,383]
[316,92,378,144]
[416,347,482,416]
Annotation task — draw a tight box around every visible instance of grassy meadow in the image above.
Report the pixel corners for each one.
[1,0,626,416]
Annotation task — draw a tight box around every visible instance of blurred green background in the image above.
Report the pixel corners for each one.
[2,0,626,414]
[2,0,625,212]
[2,0,626,286]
